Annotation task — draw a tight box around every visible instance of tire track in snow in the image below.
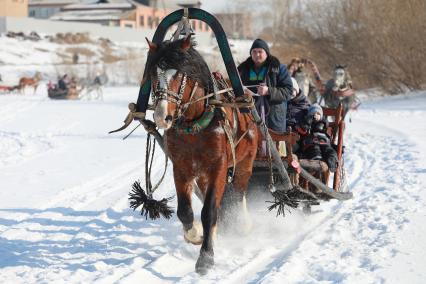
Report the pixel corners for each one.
[0,131,55,168]
[0,151,177,283]
[41,160,144,210]
[0,97,42,124]
[42,152,172,212]
[0,160,143,236]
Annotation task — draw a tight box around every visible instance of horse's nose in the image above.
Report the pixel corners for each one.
[154,100,173,129]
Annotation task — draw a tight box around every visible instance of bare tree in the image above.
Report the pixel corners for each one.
[264,0,426,92]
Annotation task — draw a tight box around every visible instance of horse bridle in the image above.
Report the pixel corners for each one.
[154,68,187,105]
[153,67,207,122]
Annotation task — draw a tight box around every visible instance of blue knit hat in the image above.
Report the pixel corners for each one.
[250,38,270,56]
[308,104,323,118]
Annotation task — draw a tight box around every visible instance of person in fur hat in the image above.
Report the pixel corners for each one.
[286,77,311,131]
[297,104,338,172]
[238,38,293,133]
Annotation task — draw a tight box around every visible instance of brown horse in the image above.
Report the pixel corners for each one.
[146,35,259,274]
[19,72,42,94]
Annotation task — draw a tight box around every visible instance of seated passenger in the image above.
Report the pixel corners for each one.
[94,73,102,85]
[47,80,56,90]
[286,77,310,131]
[58,74,69,91]
[289,58,319,104]
[69,76,77,89]
[297,104,338,172]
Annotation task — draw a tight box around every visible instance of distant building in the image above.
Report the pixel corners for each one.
[27,0,210,33]
[143,0,201,10]
[50,1,135,27]
[135,2,208,32]
[28,0,80,19]
[0,0,29,17]
[214,12,253,39]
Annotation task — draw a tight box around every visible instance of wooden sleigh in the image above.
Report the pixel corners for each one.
[0,85,19,94]
[249,103,351,213]
[48,87,80,100]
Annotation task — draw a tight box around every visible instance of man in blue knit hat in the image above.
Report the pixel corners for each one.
[238,38,293,133]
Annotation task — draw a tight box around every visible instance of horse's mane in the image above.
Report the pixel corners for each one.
[334,64,347,69]
[146,39,213,91]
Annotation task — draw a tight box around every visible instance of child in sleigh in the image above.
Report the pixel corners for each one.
[296,104,338,172]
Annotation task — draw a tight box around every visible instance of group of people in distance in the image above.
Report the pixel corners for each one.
[47,74,76,92]
[47,73,102,93]
[237,38,338,172]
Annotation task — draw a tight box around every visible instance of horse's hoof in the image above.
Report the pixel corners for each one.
[183,221,203,245]
[195,250,214,275]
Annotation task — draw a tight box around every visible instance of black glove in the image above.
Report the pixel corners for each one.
[327,158,337,173]
[312,120,328,133]
[301,116,313,132]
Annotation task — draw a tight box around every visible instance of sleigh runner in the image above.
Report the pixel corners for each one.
[110,8,352,274]
[0,84,19,94]
[48,87,80,100]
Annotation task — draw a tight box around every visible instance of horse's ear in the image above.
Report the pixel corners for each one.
[145,37,157,52]
[181,34,192,51]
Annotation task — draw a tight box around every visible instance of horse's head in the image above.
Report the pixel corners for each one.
[332,65,352,92]
[34,72,42,81]
[146,35,212,130]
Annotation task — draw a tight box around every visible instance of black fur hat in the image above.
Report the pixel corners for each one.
[250,38,270,56]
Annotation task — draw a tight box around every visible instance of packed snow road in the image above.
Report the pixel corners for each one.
[0,88,425,283]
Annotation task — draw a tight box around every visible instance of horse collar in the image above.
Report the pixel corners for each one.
[174,105,216,135]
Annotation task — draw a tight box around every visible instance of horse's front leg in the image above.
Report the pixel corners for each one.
[230,157,256,235]
[195,165,227,275]
[97,88,104,101]
[33,84,38,95]
[174,170,203,245]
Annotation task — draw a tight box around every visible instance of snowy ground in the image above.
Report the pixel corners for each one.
[0,88,425,283]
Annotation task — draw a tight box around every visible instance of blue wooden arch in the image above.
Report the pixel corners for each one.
[136,8,244,112]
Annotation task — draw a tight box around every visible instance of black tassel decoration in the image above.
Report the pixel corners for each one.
[266,189,300,217]
[129,181,174,220]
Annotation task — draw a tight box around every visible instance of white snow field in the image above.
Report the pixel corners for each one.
[0,88,425,283]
